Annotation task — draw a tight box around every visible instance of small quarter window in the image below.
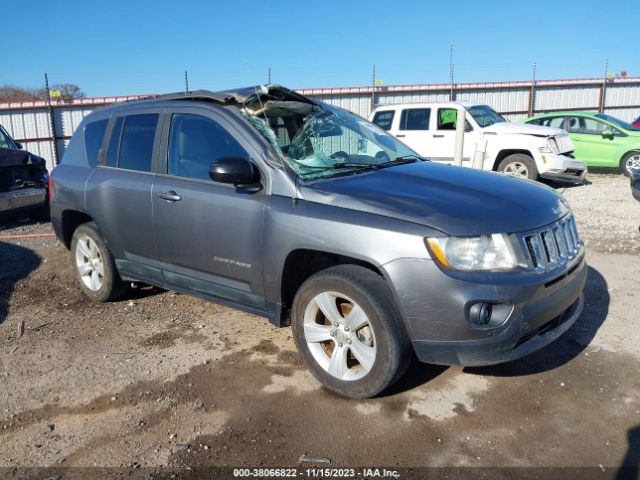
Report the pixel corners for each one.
[84,119,108,167]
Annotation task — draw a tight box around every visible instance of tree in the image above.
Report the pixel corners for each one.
[0,83,86,101]
[0,86,38,102]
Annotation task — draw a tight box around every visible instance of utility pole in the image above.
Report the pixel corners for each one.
[268,67,272,84]
[184,70,189,95]
[449,43,455,101]
[44,73,59,165]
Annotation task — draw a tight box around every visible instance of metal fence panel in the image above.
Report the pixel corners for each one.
[535,86,600,111]
[2,78,640,170]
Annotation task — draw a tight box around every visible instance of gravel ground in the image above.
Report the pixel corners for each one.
[0,173,638,478]
[562,173,640,254]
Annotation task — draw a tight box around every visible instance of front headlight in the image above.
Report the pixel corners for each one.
[426,234,518,271]
[539,137,559,154]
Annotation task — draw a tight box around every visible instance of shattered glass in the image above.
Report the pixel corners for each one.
[243,88,418,182]
[242,112,285,158]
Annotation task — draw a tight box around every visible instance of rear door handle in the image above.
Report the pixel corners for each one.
[158,191,182,202]
[433,134,444,138]
[396,134,406,138]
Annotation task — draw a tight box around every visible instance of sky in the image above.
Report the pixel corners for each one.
[3,0,639,97]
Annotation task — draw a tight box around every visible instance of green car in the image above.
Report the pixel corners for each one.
[524,112,640,176]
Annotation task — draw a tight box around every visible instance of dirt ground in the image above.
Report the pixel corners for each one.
[0,173,639,479]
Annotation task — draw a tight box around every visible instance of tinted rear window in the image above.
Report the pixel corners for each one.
[84,119,108,167]
[118,114,158,172]
[372,111,394,130]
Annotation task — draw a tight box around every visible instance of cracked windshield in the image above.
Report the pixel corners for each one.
[249,102,418,181]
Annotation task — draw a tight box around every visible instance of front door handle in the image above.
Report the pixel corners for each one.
[396,134,406,138]
[433,134,445,138]
[158,191,182,202]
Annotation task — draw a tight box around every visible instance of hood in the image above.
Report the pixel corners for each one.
[485,122,565,137]
[300,162,569,236]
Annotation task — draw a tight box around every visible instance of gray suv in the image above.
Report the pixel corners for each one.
[51,85,587,398]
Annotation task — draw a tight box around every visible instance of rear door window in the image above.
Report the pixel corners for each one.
[400,108,431,130]
[118,114,159,172]
[84,119,108,167]
[372,110,395,131]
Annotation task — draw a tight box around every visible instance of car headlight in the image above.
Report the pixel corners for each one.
[426,234,519,271]
[539,137,559,154]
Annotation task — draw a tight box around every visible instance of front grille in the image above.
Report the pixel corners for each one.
[555,134,574,154]
[564,168,584,176]
[520,215,582,273]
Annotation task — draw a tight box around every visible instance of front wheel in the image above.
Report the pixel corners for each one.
[71,222,127,302]
[291,265,411,398]
[620,151,640,177]
[497,153,539,181]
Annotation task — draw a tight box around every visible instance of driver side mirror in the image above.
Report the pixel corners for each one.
[602,129,615,140]
[15,141,22,149]
[209,156,260,186]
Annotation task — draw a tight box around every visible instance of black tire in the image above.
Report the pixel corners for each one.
[291,265,411,399]
[497,153,539,181]
[70,222,127,302]
[620,151,640,177]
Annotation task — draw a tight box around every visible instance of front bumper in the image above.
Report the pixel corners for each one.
[384,253,587,366]
[538,153,588,184]
[0,187,47,213]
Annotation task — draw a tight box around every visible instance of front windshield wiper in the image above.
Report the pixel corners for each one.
[376,155,422,168]
[316,162,380,171]
[311,155,422,173]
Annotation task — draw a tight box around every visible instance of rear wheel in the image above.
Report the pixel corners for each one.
[620,151,640,177]
[291,265,411,398]
[71,222,127,302]
[497,153,539,181]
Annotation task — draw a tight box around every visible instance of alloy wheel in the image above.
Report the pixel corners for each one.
[303,291,377,381]
[75,235,104,291]
[503,161,529,178]
[626,154,640,174]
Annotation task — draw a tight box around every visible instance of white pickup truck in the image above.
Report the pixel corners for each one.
[369,102,587,183]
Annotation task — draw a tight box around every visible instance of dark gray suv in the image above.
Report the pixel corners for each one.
[51,85,587,398]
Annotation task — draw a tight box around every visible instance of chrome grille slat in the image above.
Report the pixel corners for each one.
[541,231,559,268]
[521,215,581,273]
[563,222,575,259]
[554,226,568,262]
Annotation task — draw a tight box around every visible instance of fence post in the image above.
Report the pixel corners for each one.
[44,73,60,165]
[528,63,537,117]
[370,64,376,115]
[598,60,608,114]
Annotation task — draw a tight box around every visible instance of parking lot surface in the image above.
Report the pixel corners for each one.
[0,174,639,475]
